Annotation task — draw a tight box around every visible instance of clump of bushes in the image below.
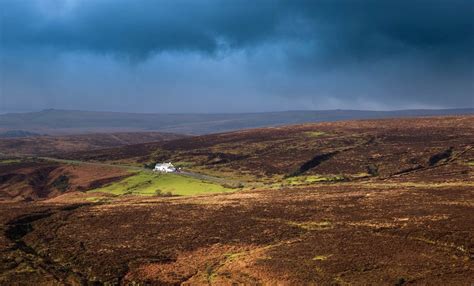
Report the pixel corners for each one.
[51,175,70,192]
[366,164,379,176]
[429,147,453,166]
[154,189,173,197]
[143,162,156,169]
[221,182,244,189]
[395,277,406,286]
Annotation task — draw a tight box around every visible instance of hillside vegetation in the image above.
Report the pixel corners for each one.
[0,132,187,156]
[0,116,472,285]
[0,158,131,201]
[64,116,474,185]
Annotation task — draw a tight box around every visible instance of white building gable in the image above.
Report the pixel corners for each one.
[154,162,176,173]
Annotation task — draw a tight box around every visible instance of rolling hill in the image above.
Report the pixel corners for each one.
[1,108,473,135]
[0,132,188,156]
[63,115,474,184]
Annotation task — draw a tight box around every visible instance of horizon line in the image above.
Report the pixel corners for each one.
[2,107,474,116]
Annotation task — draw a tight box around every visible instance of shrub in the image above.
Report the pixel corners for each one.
[154,189,173,197]
[366,164,379,176]
[143,162,156,169]
[429,147,453,166]
[51,175,70,192]
[395,277,406,286]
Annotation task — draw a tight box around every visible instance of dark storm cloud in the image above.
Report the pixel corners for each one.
[0,0,473,112]
[1,0,283,58]
[291,1,473,58]
[2,0,472,61]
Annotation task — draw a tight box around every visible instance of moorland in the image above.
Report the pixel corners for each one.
[0,132,186,156]
[0,115,472,285]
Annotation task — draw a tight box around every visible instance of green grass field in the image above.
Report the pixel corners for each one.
[90,172,234,196]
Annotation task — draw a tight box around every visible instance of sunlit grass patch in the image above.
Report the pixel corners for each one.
[286,175,346,185]
[288,220,332,230]
[90,171,234,196]
[0,159,22,164]
[304,131,326,137]
[313,255,332,261]
[350,172,371,178]
[85,196,101,202]
[359,181,474,189]
[85,196,113,203]
[224,251,247,262]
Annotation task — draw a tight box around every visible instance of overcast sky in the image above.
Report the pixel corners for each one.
[0,0,473,113]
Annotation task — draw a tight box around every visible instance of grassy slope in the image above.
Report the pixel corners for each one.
[90,172,233,196]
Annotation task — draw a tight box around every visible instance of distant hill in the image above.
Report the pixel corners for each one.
[0,108,473,135]
[0,130,41,138]
[0,132,187,156]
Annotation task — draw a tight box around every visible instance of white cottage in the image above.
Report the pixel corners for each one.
[153,162,176,173]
